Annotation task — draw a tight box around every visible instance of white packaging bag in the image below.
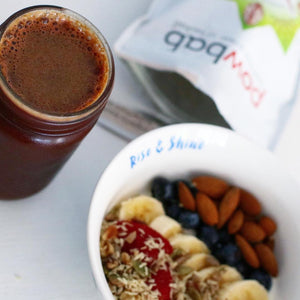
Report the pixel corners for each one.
[115,0,300,149]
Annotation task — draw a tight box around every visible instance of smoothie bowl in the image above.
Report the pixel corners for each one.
[87,123,300,300]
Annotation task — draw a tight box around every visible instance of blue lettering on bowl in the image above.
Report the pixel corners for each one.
[129,135,204,169]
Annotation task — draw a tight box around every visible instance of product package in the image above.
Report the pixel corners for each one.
[115,0,300,149]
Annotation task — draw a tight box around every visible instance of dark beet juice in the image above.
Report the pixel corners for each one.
[0,6,114,199]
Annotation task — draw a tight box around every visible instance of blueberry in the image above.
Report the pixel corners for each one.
[165,203,181,219]
[218,228,233,244]
[212,241,224,252]
[197,225,219,248]
[249,269,272,290]
[151,177,169,201]
[233,260,253,278]
[213,242,241,266]
[164,181,178,203]
[178,209,200,229]
[212,243,225,261]
[151,177,178,204]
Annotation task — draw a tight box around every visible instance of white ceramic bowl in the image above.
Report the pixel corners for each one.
[87,123,300,300]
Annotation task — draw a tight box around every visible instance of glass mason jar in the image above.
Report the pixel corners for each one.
[0,6,114,199]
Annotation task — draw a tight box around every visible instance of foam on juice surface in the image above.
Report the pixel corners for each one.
[0,9,109,115]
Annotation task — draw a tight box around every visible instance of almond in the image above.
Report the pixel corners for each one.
[235,234,260,268]
[192,176,229,199]
[244,214,258,222]
[196,193,219,226]
[217,187,240,229]
[178,181,196,211]
[239,189,262,216]
[240,221,266,243]
[259,216,277,236]
[227,209,244,234]
[255,243,278,277]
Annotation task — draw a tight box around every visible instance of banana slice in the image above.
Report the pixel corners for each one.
[194,265,242,286]
[218,280,268,300]
[169,233,210,254]
[150,215,182,238]
[181,253,219,271]
[118,195,165,224]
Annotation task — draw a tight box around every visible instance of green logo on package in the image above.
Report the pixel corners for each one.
[232,0,300,52]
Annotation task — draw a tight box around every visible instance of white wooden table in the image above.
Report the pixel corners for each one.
[0,1,299,299]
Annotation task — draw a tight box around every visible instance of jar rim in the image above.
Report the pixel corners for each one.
[0,5,114,123]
